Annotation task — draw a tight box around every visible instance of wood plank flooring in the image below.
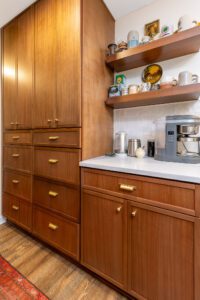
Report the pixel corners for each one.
[0,223,128,300]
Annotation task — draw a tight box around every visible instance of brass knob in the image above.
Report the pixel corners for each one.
[55,118,59,123]
[12,136,20,140]
[12,180,19,184]
[131,210,137,217]
[48,159,59,164]
[119,184,136,192]
[10,122,15,125]
[116,206,122,213]
[48,223,58,230]
[12,205,19,211]
[49,191,58,197]
[49,136,59,141]
[12,154,20,158]
[47,119,52,123]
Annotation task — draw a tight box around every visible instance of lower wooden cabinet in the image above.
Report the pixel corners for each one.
[3,193,32,231]
[33,206,80,261]
[128,201,195,300]
[81,190,127,290]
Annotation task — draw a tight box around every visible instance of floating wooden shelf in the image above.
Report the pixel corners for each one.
[106,27,200,72]
[106,83,200,109]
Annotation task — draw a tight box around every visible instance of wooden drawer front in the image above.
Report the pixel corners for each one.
[4,170,32,201]
[4,146,32,172]
[82,169,195,215]
[3,193,32,231]
[33,207,79,260]
[34,148,80,185]
[33,129,81,148]
[4,132,32,145]
[33,178,80,222]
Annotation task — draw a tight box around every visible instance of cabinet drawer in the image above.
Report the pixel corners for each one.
[82,169,195,215]
[34,148,80,185]
[33,206,79,260]
[4,131,32,145]
[3,193,32,231]
[4,146,33,173]
[33,178,80,222]
[33,129,81,148]
[4,170,32,201]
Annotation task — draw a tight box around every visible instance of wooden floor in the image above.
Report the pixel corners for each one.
[0,223,128,300]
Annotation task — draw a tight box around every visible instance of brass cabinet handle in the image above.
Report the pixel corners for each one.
[12,180,19,184]
[48,159,59,164]
[49,136,59,141]
[55,119,59,123]
[119,184,136,192]
[12,136,20,140]
[48,223,58,230]
[116,206,122,213]
[12,205,19,211]
[10,122,15,125]
[49,191,58,197]
[47,119,52,123]
[12,154,20,158]
[131,210,137,217]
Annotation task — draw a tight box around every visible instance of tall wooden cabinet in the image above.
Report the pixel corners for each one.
[2,0,114,263]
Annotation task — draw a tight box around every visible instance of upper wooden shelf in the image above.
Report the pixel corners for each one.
[106,83,200,109]
[106,27,200,72]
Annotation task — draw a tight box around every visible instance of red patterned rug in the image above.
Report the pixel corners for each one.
[0,256,48,300]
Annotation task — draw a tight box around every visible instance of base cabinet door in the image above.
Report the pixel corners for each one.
[81,190,127,290]
[127,202,194,300]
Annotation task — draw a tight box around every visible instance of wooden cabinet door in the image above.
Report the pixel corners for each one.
[81,190,127,290]
[55,0,81,127]
[34,0,56,128]
[3,20,18,130]
[17,7,34,129]
[128,202,194,300]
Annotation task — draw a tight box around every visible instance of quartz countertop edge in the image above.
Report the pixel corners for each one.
[79,156,200,184]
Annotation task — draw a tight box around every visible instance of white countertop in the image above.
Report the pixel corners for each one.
[79,155,200,184]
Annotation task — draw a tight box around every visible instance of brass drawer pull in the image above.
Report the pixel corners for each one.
[10,122,15,125]
[12,136,20,140]
[12,180,19,184]
[12,205,19,211]
[55,119,59,123]
[48,159,59,164]
[131,210,137,217]
[48,223,58,230]
[119,184,136,192]
[12,154,20,158]
[116,206,122,213]
[49,136,59,141]
[49,191,58,197]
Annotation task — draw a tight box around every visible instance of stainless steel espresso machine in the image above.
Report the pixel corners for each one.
[155,115,200,164]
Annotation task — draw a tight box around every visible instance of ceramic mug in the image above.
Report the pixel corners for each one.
[128,84,140,94]
[178,71,199,86]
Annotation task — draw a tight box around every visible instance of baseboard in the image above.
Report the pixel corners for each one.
[0,215,6,225]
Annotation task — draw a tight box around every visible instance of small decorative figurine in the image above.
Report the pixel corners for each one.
[145,19,160,38]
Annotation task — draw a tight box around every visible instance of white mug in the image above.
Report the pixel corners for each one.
[178,71,199,86]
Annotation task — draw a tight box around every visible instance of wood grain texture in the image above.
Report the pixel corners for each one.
[106,83,200,109]
[82,168,196,215]
[4,145,33,173]
[195,218,200,300]
[2,19,18,130]
[17,6,34,129]
[55,0,81,127]
[195,184,200,217]
[106,26,200,72]
[34,0,56,128]
[33,177,80,222]
[127,201,194,300]
[33,128,81,148]
[4,131,32,145]
[4,169,32,202]
[81,189,127,290]
[82,0,114,159]
[0,223,127,300]
[34,147,81,185]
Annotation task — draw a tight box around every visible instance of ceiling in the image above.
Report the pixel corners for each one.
[103,0,156,20]
[0,0,156,28]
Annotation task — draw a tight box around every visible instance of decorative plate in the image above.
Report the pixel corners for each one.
[142,64,163,84]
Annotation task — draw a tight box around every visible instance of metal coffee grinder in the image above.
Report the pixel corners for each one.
[155,115,200,164]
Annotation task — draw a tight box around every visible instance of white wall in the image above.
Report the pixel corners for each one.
[114,0,200,148]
